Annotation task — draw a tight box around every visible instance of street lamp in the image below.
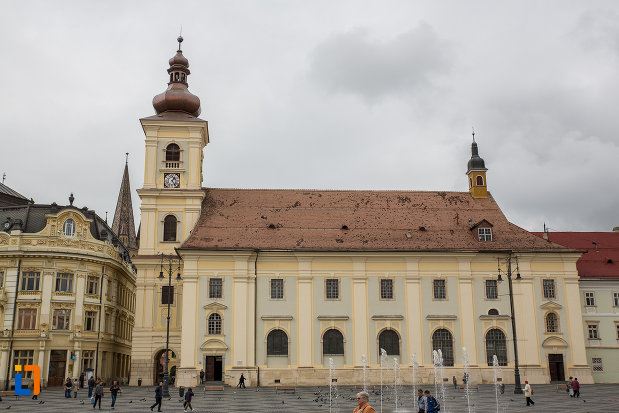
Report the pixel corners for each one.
[497,252,523,394]
[158,253,182,398]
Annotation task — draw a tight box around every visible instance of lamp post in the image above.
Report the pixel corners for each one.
[497,251,523,394]
[159,253,182,398]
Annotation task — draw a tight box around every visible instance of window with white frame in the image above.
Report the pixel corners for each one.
[325,279,339,300]
[380,279,394,299]
[585,292,596,306]
[433,279,446,299]
[485,279,498,299]
[614,292,619,307]
[270,279,284,300]
[588,324,599,339]
[478,227,492,241]
[542,279,556,299]
[208,313,222,335]
[63,219,75,237]
[592,357,603,372]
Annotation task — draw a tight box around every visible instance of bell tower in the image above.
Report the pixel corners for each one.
[137,36,209,254]
[466,131,488,198]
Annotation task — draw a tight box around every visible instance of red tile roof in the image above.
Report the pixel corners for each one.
[532,232,619,279]
[181,188,571,252]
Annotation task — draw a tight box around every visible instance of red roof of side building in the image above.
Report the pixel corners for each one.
[532,232,619,279]
[181,188,572,252]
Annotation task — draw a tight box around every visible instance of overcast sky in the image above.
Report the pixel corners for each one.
[1,1,618,232]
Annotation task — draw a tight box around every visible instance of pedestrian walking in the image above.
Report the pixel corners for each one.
[572,378,580,398]
[64,377,72,398]
[183,387,195,412]
[72,378,79,398]
[31,381,38,400]
[424,390,440,413]
[93,380,104,410]
[237,373,246,388]
[80,372,85,388]
[416,389,427,413]
[199,369,204,384]
[110,380,121,409]
[567,376,573,396]
[150,381,163,412]
[524,380,535,406]
[452,376,457,390]
[353,391,376,413]
[88,376,96,398]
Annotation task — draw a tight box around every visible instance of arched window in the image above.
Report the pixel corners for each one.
[486,328,507,366]
[488,308,499,316]
[432,328,454,366]
[166,143,180,162]
[266,329,288,356]
[378,329,400,356]
[476,175,484,186]
[469,177,473,188]
[208,313,221,335]
[323,329,344,355]
[546,312,558,333]
[63,219,75,237]
[163,215,177,242]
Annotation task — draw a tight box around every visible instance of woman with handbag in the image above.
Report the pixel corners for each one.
[524,381,535,406]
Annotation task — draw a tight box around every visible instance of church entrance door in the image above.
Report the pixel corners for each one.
[204,356,222,381]
[548,354,565,382]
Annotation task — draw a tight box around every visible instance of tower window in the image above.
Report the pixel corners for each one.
[166,143,181,162]
[181,73,186,82]
[469,177,472,188]
[174,72,179,81]
[476,175,484,186]
[163,215,177,242]
[169,73,173,82]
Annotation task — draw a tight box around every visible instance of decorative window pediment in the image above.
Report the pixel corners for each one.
[542,336,568,348]
[540,301,562,310]
[200,338,228,351]
[203,302,227,311]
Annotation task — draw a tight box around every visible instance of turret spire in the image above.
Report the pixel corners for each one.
[112,156,138,251]
[466,132,489,198]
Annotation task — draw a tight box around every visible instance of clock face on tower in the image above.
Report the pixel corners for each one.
[164,173,180,188]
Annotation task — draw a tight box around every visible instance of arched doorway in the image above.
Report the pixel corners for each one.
[154,349,177,385]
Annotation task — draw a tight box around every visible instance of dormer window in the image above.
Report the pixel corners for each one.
[478,227,492,241]
[63,219,75,237]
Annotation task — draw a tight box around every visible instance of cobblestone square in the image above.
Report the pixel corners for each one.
[2,384,619,413]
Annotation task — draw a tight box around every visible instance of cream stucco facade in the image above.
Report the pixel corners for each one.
[0,206,135,388]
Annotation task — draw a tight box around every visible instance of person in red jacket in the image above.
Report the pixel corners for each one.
[571,378,580,398]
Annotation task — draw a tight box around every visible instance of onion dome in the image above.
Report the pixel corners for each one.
[152,36,201,117]
[466,138,487,172]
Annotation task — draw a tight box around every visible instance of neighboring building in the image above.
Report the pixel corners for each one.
[131,38,592,387]
[532,230,619,383]
[0,191,136,388]
[0,182,29,207]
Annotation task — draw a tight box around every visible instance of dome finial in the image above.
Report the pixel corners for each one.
[177,25,183,51]
[472,126,475,142]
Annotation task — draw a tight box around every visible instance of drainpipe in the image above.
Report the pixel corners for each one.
[254,250,259,388]
[94,265,104,378]
[4,258,21,390]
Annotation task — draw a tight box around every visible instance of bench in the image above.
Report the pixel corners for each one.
[275,386,296,394]
[556,384,568,392]
[0,391,20,400]
[204,386,224,391]
[459,384,479,391]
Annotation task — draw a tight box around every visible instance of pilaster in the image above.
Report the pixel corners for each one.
[297,259,313,367]
[405,259,423,365]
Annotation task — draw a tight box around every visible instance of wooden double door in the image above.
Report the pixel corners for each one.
[204,356,223,381]
[48,350,67,387]
[548,353,565,382]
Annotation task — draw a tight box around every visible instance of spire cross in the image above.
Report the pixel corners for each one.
[177,33,183,52]
[472,126,476,142]
[126,152,129,164]
[2,172,5,184]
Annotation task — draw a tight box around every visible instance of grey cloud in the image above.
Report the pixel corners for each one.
[308,23,451,100]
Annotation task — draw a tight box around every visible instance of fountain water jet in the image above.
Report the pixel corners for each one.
[410,354,418,405]
[380,348,387,413]
[492,355,502,413]
[361,354,368,392]
[329,357,334,413]
[393,357,400,411]
[462,347,472,413]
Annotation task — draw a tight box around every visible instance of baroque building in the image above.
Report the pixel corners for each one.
[0,190,136,388]
[131,38,593,387]
[533,230,619,383]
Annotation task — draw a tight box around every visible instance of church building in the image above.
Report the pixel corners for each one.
[130,38,593,387]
